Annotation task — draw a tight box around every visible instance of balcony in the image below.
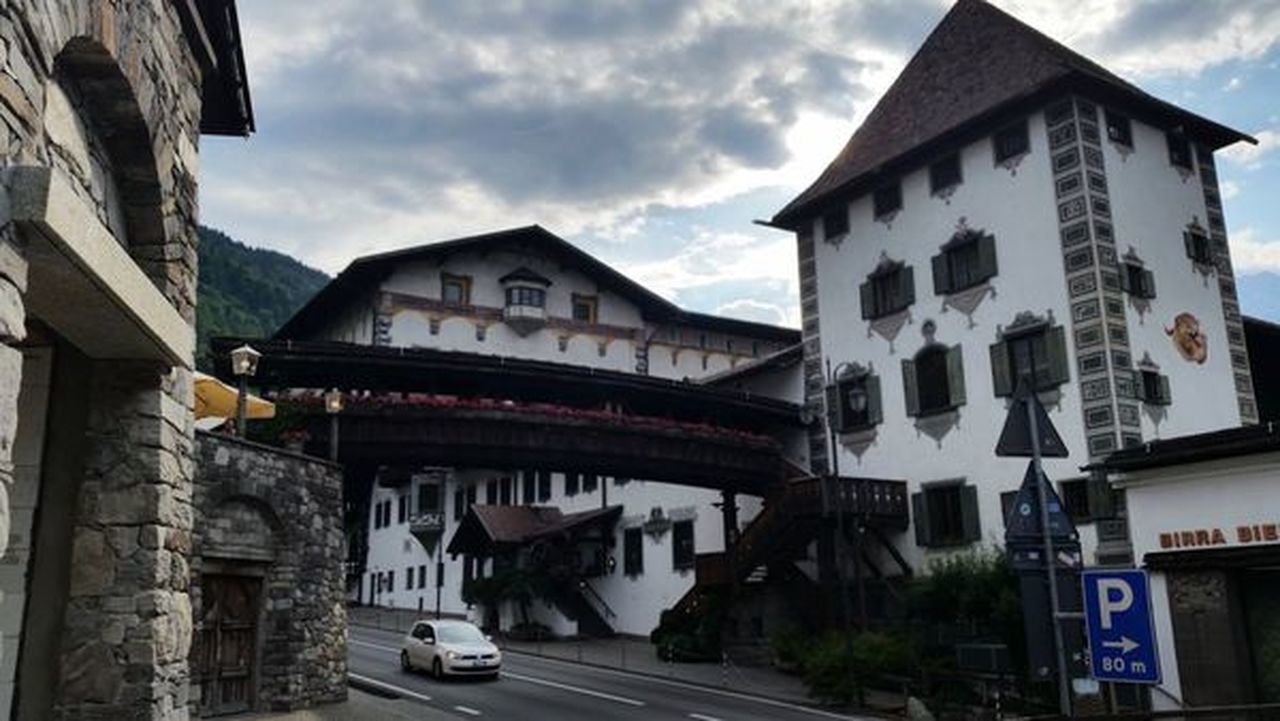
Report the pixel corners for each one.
[784,476,910,530]
[409,511,446,553]
[503,303,546,335]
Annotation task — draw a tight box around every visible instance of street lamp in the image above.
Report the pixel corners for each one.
[324,388,343,461]
[822,359,865,697]
[230,344,261,438]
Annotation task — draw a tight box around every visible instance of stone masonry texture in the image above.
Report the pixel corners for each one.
[192,432,348,714]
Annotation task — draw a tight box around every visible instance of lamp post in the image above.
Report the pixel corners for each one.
[324,388,343,461]
[823,359,864,698]
[229,344,261,438]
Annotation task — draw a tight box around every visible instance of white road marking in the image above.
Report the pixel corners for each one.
[350,631,869,720]
[347,672,433,703]
[500,671,646,707]
[689,714,723,721]
[453,705,482,716]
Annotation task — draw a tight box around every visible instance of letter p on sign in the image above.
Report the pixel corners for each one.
[1097,578,1133,630]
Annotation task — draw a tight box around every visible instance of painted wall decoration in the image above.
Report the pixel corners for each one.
[1166,312,1207,364]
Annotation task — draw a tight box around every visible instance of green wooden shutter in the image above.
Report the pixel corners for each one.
[1087,477,1115,520]
[1158,374,1172,405]
[946,344,966,408]
[860,280,875,320]
[902,358,920,417]
[932,253,951,296]
[1141,269,1156,299]
[976,233,998,282]
[1184,231,1197,261]
[1135,369,1149,403]
[902,266,916,309]
[912,492,931,547]
[1119,264,1133,293]
[865,374,883,426]
[1045,326,1070,387]
[961,485,982,543]
[989,340,1013,397]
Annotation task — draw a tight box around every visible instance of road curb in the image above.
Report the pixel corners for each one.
[348,674,401,699]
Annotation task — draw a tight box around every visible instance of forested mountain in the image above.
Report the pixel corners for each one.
[196,225,329,369]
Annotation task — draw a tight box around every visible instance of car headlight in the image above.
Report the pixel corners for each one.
[445,650,458,660]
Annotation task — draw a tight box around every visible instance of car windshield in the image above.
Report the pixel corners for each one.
[436,624,486,644]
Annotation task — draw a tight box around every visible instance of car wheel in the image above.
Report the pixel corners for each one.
[432,658,444,680]
[400,651,412,673]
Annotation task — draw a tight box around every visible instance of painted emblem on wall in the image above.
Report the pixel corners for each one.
[1166,312,1207,364]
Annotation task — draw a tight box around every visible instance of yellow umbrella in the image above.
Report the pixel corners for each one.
[194,371,276,421]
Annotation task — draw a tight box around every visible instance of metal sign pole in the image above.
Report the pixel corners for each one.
[1028,388,1071,717]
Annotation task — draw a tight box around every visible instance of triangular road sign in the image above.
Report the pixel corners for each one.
[996,380,1068,458]
[1004,461,1079,544]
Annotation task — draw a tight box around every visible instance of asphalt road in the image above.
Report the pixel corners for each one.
[349,626,875,721]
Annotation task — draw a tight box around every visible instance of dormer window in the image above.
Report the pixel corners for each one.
[873,183,902,220]
[499,266,552,335]
[441,273,471,305]
[1105,110,1132,147]
[929,154,962,194]
[572,293,598,324]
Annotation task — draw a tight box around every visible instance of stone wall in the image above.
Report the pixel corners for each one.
[193,432,348,714]
[0,2,207,719]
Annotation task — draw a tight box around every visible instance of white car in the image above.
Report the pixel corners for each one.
[400,620,502,680]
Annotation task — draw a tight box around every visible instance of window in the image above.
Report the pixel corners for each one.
[418,564,428,589]
[672,520,695,570]
[1105,110,1132,147]
[505,286,546,308]
[1167,132,1192,170]
[993,120,1030,163]
[1138,369,1171,406]
[442,273,471,305]
[418,483,440,515]
[827,370,882,432]
[537,470,552,501]
[912,483,980,548]
[1059,480,1091,524]
[572,294,598,324]
[1184,226,1212,265]
[522,470,536,504]
[406,566,414,591]
[485,480,498,505]
[500,477,512,505]
[1120,261,1156,299]
[903,344,965,417]
[398,495,408,524]
[583,474,598,493]
[454,488,465,523]
[989,324,1069,396]
[929,153,962,194]
[873,182,902,219]
[932,231,997,295]
[624,528,644,576]
[822,208,849,239]
[387,570,394,592]
[564,472,580,497]
[859,262,915,320]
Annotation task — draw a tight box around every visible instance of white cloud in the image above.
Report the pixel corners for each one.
[715,298,790,326]
[1224,76,1243,92]
[1221,180,1241,200]
[1221,130,1280,170]
[1231,227,1280,274]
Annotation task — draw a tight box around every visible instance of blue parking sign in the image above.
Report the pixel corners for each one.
[1082,570,1160,684]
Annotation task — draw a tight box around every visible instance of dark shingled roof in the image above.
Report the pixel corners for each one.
[1094,423,1280,474]
[772,0,1253,228]
[447,504,622,555]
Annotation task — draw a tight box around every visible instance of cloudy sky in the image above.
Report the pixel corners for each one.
[199,0,1280,327]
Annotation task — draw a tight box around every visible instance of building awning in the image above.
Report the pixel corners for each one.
[447,504,622,556]
[194,371,275,421]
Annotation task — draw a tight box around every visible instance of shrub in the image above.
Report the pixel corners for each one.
[799,630,917,704]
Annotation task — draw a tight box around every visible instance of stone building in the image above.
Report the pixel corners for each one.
[192,432,346,716]
[0,2,251,720]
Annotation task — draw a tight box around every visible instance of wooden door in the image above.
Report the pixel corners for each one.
[197,574,261,716]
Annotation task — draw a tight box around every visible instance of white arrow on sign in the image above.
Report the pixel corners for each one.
[1101,636,1140,654]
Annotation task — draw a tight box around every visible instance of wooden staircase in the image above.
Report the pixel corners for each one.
[668,470,909,622]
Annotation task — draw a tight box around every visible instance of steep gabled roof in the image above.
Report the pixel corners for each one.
[275,225,799,343]
[772,0,1254,228]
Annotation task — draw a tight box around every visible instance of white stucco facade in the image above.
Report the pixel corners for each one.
[798,98,1250,575]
